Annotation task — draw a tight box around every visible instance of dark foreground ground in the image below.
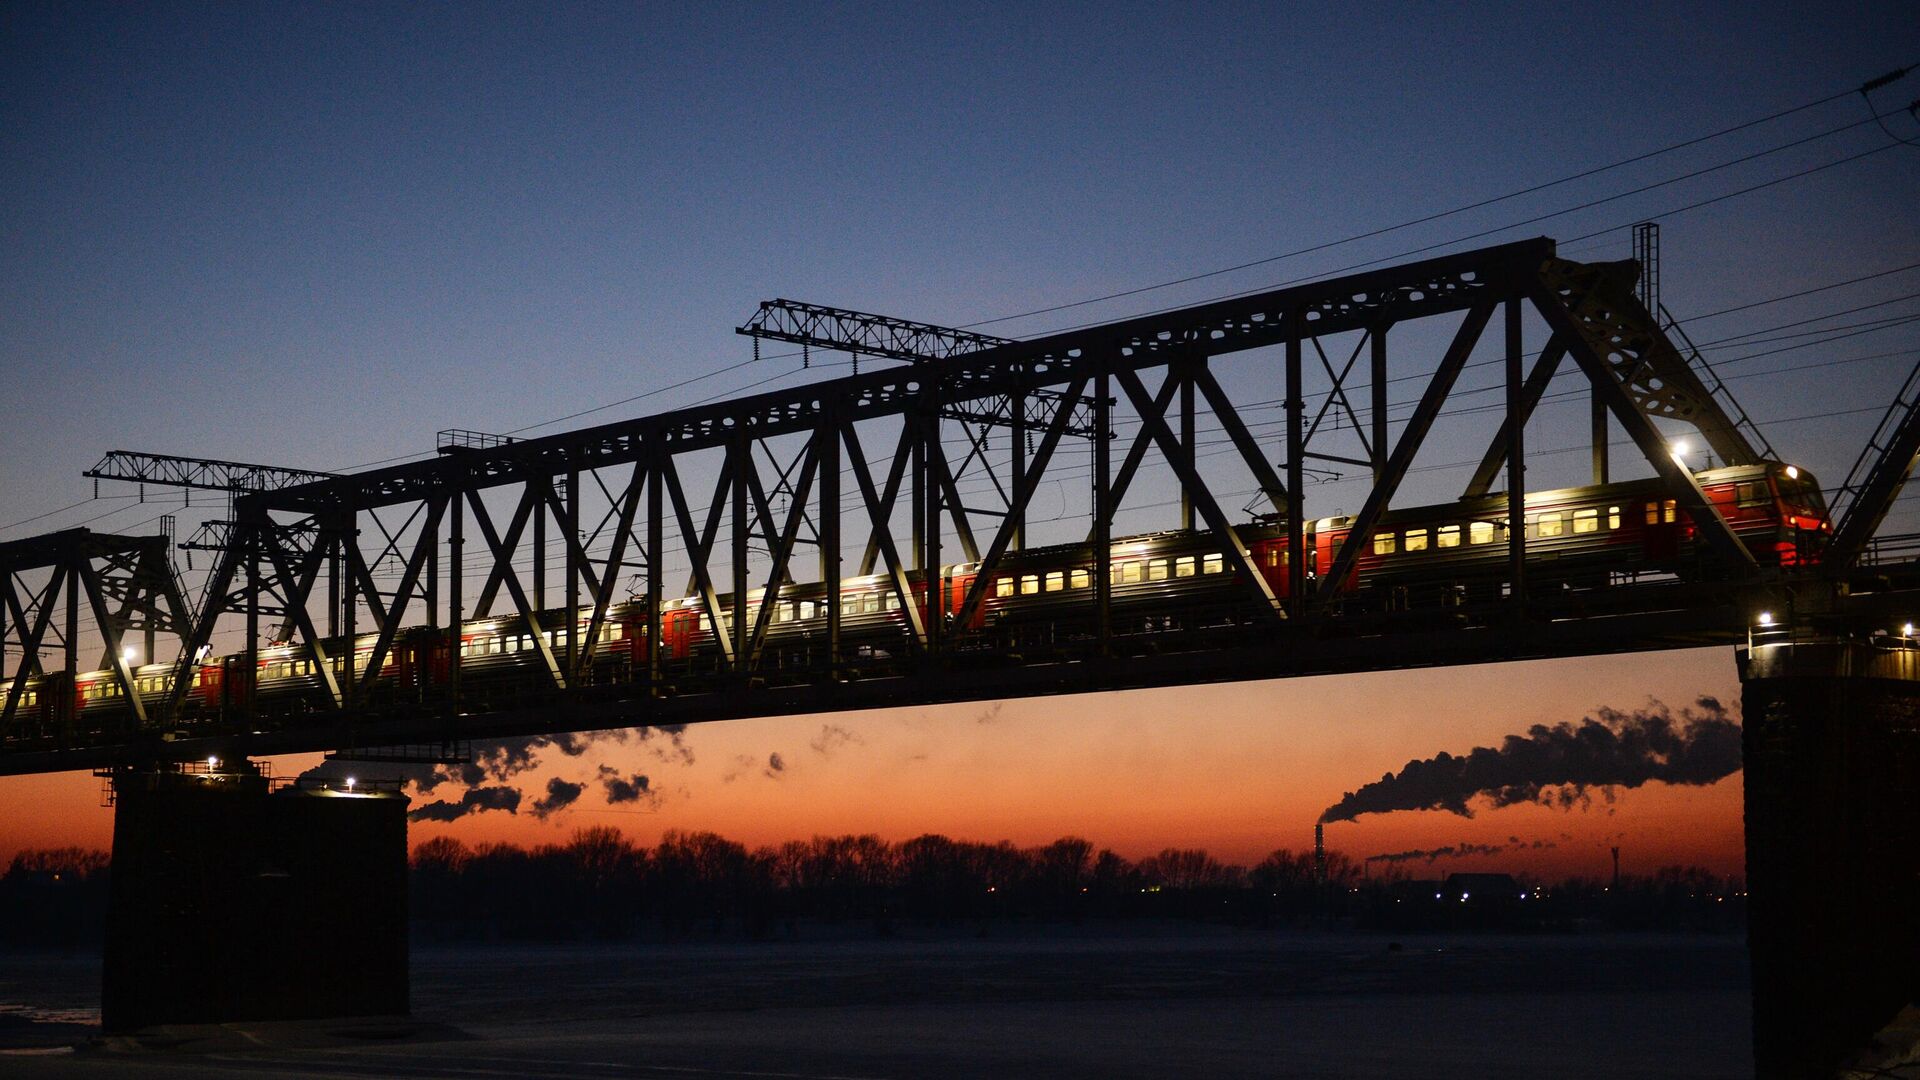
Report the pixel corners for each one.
[0,926,1751,1078]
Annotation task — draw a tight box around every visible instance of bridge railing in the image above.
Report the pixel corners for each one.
[1855,532,1920,567]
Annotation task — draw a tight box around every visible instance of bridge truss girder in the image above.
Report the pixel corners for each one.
[1,236,1783,765]
[0,530,193,740]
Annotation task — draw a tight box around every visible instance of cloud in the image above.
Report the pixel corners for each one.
[765,752,785,779]
[530,778,584,820]
[1322,697,1742,823]
[597,766,659,807]
[809,724,860,757]
[975,701,1004,725]
[408,785,522,822]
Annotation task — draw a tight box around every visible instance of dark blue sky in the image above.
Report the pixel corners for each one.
[2,1,1915,536]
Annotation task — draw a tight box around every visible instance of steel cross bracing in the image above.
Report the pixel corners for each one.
[0,530,193,742]
[86,451,337,495]
[737,299,1096,440]
[1827,357,1920,567]
[0,236,1824,773]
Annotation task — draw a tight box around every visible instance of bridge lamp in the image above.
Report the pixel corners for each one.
[1756,611,1774,627]
[345,777,356,791]
[1904,623,1915,638]
[1669,439,1691,461]
[122,646,137,665]
[207,756,219,769]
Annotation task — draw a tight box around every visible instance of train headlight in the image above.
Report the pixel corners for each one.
[1785,465,1799,480]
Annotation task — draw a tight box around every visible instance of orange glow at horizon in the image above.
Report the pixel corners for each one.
[0,648,1747,881]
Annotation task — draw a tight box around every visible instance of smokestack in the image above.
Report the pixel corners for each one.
[1314,822,1326,885]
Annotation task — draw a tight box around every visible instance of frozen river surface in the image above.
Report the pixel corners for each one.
[0,926,1751,1078]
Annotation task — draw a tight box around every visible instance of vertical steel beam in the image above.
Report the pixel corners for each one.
[449,491,463,707]
[1506,299,1527,609]
[534,479,547,610]
[732,437,750,671]
[1286,330,1306,615]
[1094,368,1113,648]
[565,469,579,674]
[818,418,841,669]
[911,425,925,573]
[923,405,942,653]
[1011,390,1027,551]
[1371,326,1389,484]
[646,449,663,684]
[426,529,439,629]
[241,527,256,718]
[1179,364,1195,531]
[1591,390,1609,485]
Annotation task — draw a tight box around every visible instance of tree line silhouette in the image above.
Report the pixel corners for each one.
[1,829,1745,947]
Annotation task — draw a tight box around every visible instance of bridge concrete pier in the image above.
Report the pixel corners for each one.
[1738,639,1920,1077]
[101,764,409,1032]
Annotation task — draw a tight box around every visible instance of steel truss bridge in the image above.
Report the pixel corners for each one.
[7,235,1920,775]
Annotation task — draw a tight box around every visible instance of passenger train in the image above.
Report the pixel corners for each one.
[7,461,1827,739]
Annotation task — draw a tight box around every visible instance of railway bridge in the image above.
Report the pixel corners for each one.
[2,236,1916,1076]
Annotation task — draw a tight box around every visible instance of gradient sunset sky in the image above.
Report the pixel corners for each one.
[1,3,1914,879]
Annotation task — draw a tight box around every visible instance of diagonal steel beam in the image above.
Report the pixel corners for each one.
[1192,364,1291,515]
[660,454,737,667]
[842,423,927,648]
[1530,282,1756,572]
[746,444,820,667]
[1319,301,1498,604]
[951,377,1092,633]
[1463,335,1567,498]
[465,490,566,689]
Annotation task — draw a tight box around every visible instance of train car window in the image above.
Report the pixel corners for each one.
[608,624,625,640]
[1071,568,1091,589]
[1373,533,1396,555]
[491,638,505,654]
[1436,525,1462,548]
[1045,570,1065,592]
[1737,482,1768,508]
[1573,509,1599,534]
[1020,574,1040,595]
[1264,547,1280,568]
[885,594,901,610]
[800,600,817,620]
[1122,561,1143,583]
[1148,558,1169,581]
[1203,553,1224,574]
[1469,521,1495,545]
[863,595,881,613]
[841,597,858,616]
[1537,512,1566,538]
[1608,506,1621,530]
[1174,556,1196,577]
[1662,499,1678,523]
[1404,529,1429,552]
[995,577,1015,598]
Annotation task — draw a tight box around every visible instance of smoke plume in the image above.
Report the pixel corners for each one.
[1322,696,1741,823]
[530,778,584,820]
[408,785,522,822]
[1366,839,1558,864]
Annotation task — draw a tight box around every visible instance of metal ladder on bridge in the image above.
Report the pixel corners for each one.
[1827,357,1920,567]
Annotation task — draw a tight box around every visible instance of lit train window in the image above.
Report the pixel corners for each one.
[1469,521,1495,545]
[1020,574,1040,595]
[1663,499,1678,523]
[1174,556,1196,578]
[1644,502,1659,525]
[1123,562,1143,583]
[996,577,1014,598]
[1404,529,1429,552]
[1536,513,1566,538]
[800,600,818,620]
[1373,533,1396,555]
[863,595,881,614]
[1573,509,1598,534]
[1147,559,1169,581]
[1737,482,1767,508]
[1436,525,1462,549]
[1203,553,1223,574]
[607,624,625,640]
[1265,548,1280,568]
[884,594,901,610]
[1044,571,1064,592]
[842,597,858,616]
[1071,568,1090,589]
